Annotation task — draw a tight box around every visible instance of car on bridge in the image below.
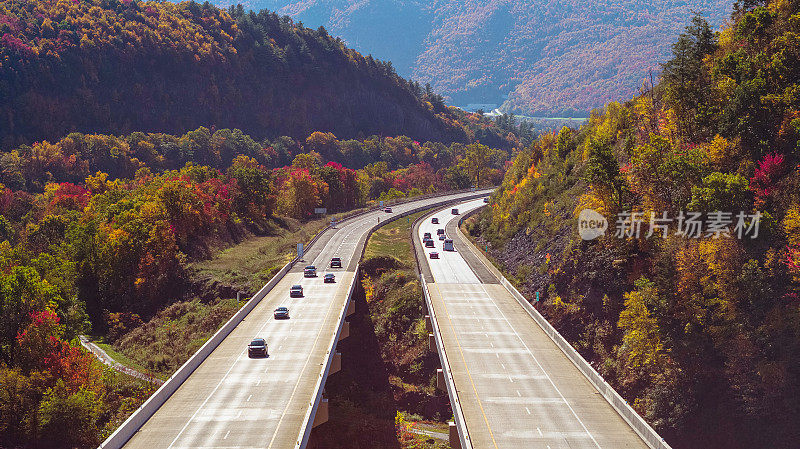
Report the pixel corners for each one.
[290,285,304,297]
[324,273,336,283]
[247,338,268,357]
[443,239,454,251]
[274,307,289,319]
[429,251,439,259]
[451,208,459,215]
[330,257,342,268]
[431,217,439,224]
[304,265,317,277]
[424,238,435,248]
[384,207,392,213]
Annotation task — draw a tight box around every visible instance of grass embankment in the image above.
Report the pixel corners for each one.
[191,212,359,294]
[109,212,359,377]
[309,210,451,449]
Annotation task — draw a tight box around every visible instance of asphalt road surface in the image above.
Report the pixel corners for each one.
[419,200,650,449]
[121,190,490,449]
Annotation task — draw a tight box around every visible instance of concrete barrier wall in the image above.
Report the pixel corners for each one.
[412,210,473,449]
[294,263,361,448]
[98,189,491,449]
[98,260,293,449]
[295,190,492,448]
[455,221,672,449]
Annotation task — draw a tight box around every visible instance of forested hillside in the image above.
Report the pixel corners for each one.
[214,0,731,116]
[0,124,507,448]
[471,2,800,448]
[0,0,467,149]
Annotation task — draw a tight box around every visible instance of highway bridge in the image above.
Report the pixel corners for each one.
[101,190,668,449]
[101,189,491,449]
[415,199,667,449]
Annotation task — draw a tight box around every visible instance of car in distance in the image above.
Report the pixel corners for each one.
[423,232,432,240]
[384,207,393,213]
[443,239,455,251]
[429,251,439,259]
[451,208,459,215]
[304,265,317,277]
[483,197,489,203]
[431,217,439,224]
[324,273,336,283]
[439,234,446,241]
[248,338,268,357]
[330,257,342,268]
[274,307,289,319]
[437,228,445,235]
[290,285,304,297]
[424,239,435,248]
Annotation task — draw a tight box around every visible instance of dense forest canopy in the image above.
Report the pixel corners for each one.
[473,1,800,447]
[0,123,508,447]
[0,0,469,148]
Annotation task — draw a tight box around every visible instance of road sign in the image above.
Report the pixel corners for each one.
[379,200,384,208]
[314,207,327,214]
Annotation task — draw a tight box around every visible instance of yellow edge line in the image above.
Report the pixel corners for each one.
[432,282,500,449]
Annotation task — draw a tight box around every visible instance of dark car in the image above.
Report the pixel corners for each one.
[483,197,489,203]
[439,234,446,240]
[451,208,459,215]
[384,207,393,213]
[431,217,439,224]
[423,232,432,240]
[324,273,336,283]
[330,257,342,268]
[248,338,268,357]
[304,265,317,277]
[290,285,304,297]
[424,239,435,248]
[429,251,439,259]
[437,228,445,235]
[274,307,289,319]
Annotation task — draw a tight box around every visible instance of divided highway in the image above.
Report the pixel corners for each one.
[417,199,652,449]
[113,190,491,449]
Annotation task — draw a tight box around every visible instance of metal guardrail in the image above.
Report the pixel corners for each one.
[411,209,474,449]
[455,220,672,449]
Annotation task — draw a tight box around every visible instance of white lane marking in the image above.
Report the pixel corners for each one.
[477,284,602,448]
[236,410,242,419]
[256,379,261,386]
[495,353,499,358]
[490,342,494,348]
[166,273,309,447]
[516,390,521,397]
[501,363,506,370]
[247,394,252,402]
[526,407,531,414]
[537,427,543,436]
[509,375,514,383]
[224,430,230,440]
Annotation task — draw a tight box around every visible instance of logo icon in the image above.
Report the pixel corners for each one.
[578,209,607,240]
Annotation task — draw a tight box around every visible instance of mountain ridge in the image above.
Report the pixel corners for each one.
[212,0,731,115]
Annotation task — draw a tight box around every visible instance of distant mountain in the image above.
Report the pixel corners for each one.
[212,0,731,116]
[0,0,464,149]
